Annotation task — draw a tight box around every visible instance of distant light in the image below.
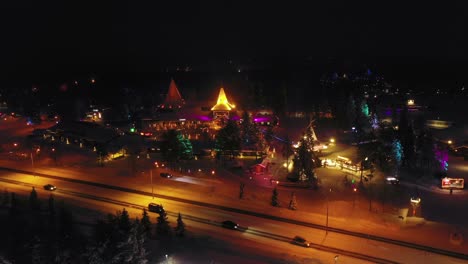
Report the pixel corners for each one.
[407,99,415,106]
[91,78,96,84]
[448,140,453,144]
[330,138,335,143]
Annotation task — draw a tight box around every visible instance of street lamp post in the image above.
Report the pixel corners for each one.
[326,188,331,235]
[150,169,154,199]
[360,157,368,182]
[30,152,35,177]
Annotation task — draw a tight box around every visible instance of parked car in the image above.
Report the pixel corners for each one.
[291,236,311,247]
[160,172,172,178]
[148,203,164,213]
[43,184,57,191]
[221,220,239,230]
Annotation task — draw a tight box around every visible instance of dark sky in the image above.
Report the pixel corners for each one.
[1,1,467,75]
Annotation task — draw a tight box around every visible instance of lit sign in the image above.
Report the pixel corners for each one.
[441,178,464,189]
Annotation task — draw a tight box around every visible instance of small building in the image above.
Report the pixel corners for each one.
[211,87,235,119]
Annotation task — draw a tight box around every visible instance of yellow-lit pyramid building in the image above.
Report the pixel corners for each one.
[211,87,235,118]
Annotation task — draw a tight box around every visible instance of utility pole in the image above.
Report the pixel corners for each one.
[326,188,331,235]
[30,152,35,177]
[150,169,154,199]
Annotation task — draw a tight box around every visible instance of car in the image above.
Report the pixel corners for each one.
[221,220,239,230]
[291,236,311,247]
[148,203,164,213]
[43,184,57,191]
[160,172,172,178]
[385,176,400,185]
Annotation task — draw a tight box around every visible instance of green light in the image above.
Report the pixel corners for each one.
[130,128,135,133]
[351,179,355,184]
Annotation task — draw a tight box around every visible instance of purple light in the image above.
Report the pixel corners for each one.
[253,117,271,122]
[197,115,211,121]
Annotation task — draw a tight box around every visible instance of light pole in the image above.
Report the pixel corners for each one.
[326,188,331,235]
[30,152,35,177]
[360,157,368,182]
[150,169,154,199]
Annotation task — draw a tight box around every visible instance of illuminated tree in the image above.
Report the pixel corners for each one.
[282,135,294,169]
[215,119,241,159]
[161,129,193,162]
[291,137,316,183]
[240,111,266,158]
[370,113,379,130]
[392,139,403,170]
[360,100,369,117]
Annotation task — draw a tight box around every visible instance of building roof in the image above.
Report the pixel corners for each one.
[211,87,235,111]
[160,79,185,109]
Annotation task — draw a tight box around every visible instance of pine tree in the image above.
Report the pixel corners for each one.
[239,182,245,199]
[119,208,131,233]
[29,187,40,211]
[288,192,298,210]
[9,192,17,215]
[271,187,279,207]
[174,213,185,237]
[113,224,148,264]
[30,236,43,264]
[2,189,9,206]
[57,204,74,245]
[48,194,55,216]
[86,241,107,264]
[140,209,152,238]
[0,254,12,264]
[156,210,171,237]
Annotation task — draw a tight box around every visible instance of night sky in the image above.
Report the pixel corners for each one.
[1,1,467,78]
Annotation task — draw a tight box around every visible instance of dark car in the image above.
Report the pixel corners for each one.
[221,220,239,230]
[148,203,164,213]
[43,184,57,191]
[291,236,311,247]
[160,172,172,178]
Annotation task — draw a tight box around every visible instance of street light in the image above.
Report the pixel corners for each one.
[30,152,35,177]
[360,157,368,182]
[410,196,421,216]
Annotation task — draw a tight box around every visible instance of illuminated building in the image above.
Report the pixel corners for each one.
[211,87,235,119]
